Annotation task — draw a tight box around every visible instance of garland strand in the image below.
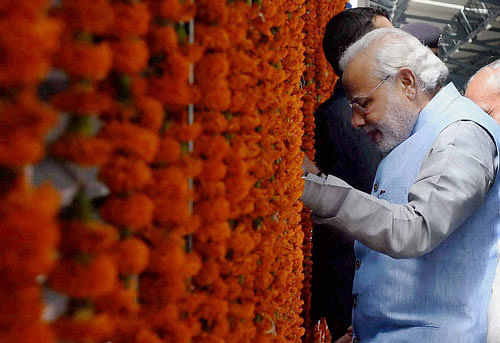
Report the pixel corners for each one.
[0,1,61,342]
[0,1,346,342]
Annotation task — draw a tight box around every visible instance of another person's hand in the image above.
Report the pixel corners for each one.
[334,326,353,343]
[302,154,320,176]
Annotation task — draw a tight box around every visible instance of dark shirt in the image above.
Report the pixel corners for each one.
[311,79,382,340]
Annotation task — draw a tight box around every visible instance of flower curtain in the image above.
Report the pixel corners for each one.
[0,1,344,342]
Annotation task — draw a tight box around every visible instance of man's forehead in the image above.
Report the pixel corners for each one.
[342,54,373,94]
[467,68,496,98]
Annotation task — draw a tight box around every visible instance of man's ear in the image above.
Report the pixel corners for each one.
[397,67,417,100]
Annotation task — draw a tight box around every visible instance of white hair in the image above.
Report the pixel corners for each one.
[339,27,448,95]
[466,59,500,91]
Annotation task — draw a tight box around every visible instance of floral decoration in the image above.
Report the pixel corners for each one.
[1,1,346,342]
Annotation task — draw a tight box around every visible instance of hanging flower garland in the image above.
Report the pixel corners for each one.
[300,1,346,343]
[135,1,204,342]
[0,1,61,342]
[1,1,347,343]
[192,1,256,341]
[47,2,123,342]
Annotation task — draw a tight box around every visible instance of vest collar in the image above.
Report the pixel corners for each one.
[411,82,461,134]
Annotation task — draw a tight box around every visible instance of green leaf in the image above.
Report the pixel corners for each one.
[67,115,93,136]
[254,313,263,323]
[252,217,263,230]
[65,188,96,221]
[74,253,93,265]
[175,23,187,45]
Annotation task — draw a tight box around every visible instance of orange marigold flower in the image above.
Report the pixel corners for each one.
[147,236,186,275]
[51,88,113,116]
[195,0,229,24]
[146,167,188,199]
[195,135,230,161]
[226,157,250,177]
[195,222,231,243]
[172,214,201,236]
[111,39,149,74]
[168,122,202,141]
[99,121,160,162]
[0,0,49,16]
[228,231,255,255]
[55,42,112,80]
[100,193,154,229]
[196,25,231,51]
[136,96,164,132]
[0,286,42,326]
[56,39,112,80]
[114,238,150,274]
[0,323,55,343]
[197,180,226,200]
[225,177,253,202]
[201,82,231,111]
[48,255,117,297]
[229,302,255,320]
[51,313,115,342]
[95,285,139,314]
[61,0,114,34]
[61,221,119,255]
[179,155,203,178]
[165,52,191,83]
[199,160,227,181]
[0,130,43,167]
[135,328,163,343]
[184,252,203,279]
[111,2,151,37]
[0,92,57,137]
[149,26,178,54]
[99,156,152,193]
[50,134,112,166]
[198,111,228,134]
[152,197,190,226]
[157,0,196,22]
[194,198,230,222]
[149,75,194,107]
[0,16,62,86]
[196,53,230,86]
[155,136,181,164]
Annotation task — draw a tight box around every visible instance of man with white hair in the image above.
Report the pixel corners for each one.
[465,59,500,343]
[466,59,500,124]
[301,27,500,342]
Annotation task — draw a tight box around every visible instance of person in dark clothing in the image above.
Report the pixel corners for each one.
[311,7,391,342]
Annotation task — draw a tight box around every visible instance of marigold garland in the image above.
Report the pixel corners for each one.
[0,2,61,342]
[1,1,347,342]
[300,1,346,342]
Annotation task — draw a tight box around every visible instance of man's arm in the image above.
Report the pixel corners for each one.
[301,121,498,258]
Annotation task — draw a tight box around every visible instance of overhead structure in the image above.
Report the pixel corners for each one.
[368,0,500,90]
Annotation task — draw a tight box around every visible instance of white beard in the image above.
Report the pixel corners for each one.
[364,95,418,154]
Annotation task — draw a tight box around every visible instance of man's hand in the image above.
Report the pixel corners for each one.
[302,154,320,176]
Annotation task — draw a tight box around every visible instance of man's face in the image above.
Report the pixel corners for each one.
[343,55,418,154]
[465,68,500,124]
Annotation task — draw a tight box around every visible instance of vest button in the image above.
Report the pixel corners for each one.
[373,183,379,192]
[355,259,361,270]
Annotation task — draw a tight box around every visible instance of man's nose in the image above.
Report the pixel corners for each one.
[351,110,366,128]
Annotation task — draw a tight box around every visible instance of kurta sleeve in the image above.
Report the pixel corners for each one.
[300,121,498,258]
